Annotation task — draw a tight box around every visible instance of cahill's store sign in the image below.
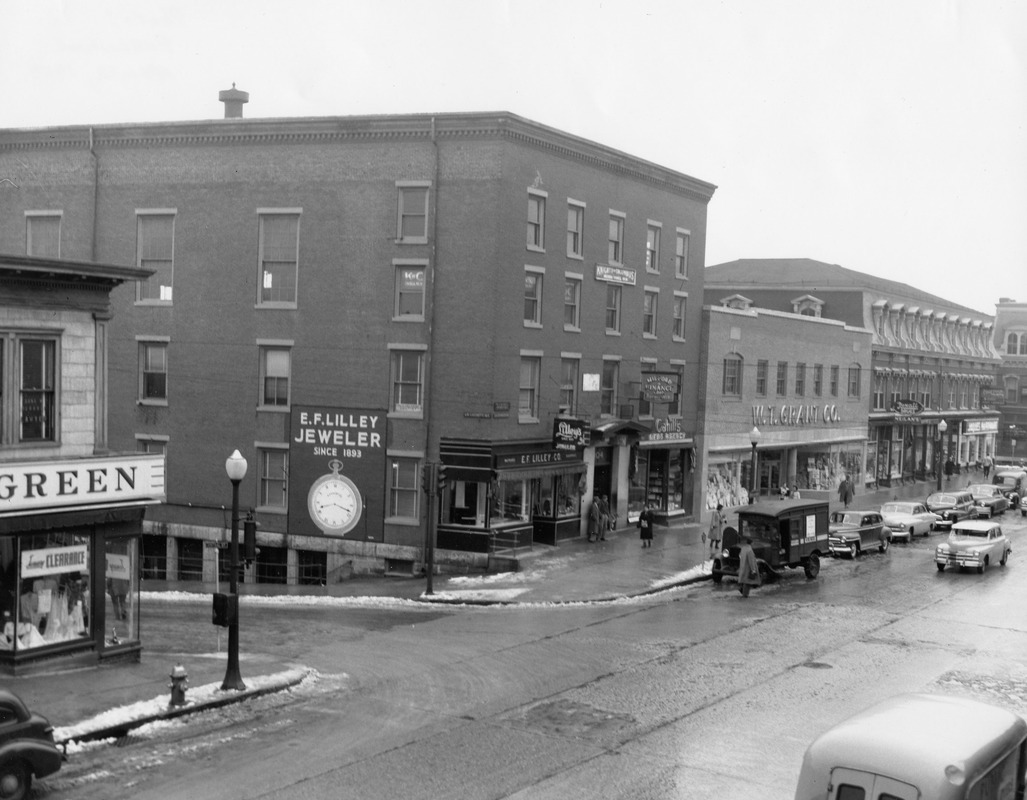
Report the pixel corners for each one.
[289,406,386,540]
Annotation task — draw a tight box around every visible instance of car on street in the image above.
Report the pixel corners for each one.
[992,468,1027,514]
[828,510,892,558]
[924,490,977,530]
[935,519,1011,574]
[966,483,1009,518]
[0,689,63,800]
[879,501,939,542]
[795,693,1027,800]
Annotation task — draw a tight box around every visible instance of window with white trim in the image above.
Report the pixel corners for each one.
[566,201,584,258]
[601,359,619,415]
[259,448,288,510]
[645,223,661,273]
[524,268,543,326]
[397,183,429,243]
[1007,331,1027,356]
[848,365,862,398]
[608,213,624,265]
[564,275,581,330]
[25,212,61,258]
[390,349,424,415]
[259,345,291,408]
[795,362,806,397]
[723,356,742,396]
[813,364,823,397]
[15,337,58,442]
[560,357,579,414]
[672,292,687,340]
[136,212,175,303]
[605,284,622,333]
[519,354,541,421]
[674,229,690,279]
[756,360,768,396]
[776,362,788,397]
[668,363,685,416]
[527,190,546,251]
[643,289,658,337]
[138,339,168,404]
[394,261,426,319]
[258,211,300,306]
[388,456,420,520]
[639,360,657,417]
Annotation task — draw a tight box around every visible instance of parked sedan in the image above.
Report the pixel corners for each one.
[828,511,892,558]
[935,519,1011,574]
[0,689,63,799]
[966,483,1009,518]
[925,490,977,530]
[879,501,940,542]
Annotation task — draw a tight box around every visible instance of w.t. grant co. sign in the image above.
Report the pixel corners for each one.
[753,404,844,426]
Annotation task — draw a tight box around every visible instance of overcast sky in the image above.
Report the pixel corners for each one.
[3,0,1024,316]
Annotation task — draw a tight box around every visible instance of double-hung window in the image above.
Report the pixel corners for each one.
[601,358,619,415]
[389,346,425,415]
[608,212,625,265]
[560,356,579,414]
[527,190,546,251]
[138,338,169,404]
[776,362,788,397]
[397,182,429,243]
[388,455,420,520]
[564,274,582,330]
[645,223,661,272]
[813,364,823,397]
[394,259,426,319]
[848,365,862,398]
[25,211,61,258]
[830,365,840,397]
[723,356,742,396]
[668,363,685,416]
[136,211,175,303]
[524,268,543,326]
[519,353,541,421]
[675,229,690,279]
[566,200,584,258]
[19,338,57,441]
[639,360,657,417]
[643,288,658,338]
[259,447,288,510]
[672,292,687,340]
[259,343,291,408]
[605,284,622,334]
[795,363,806,396]
[756,360,768,396]
[258,210,300,307]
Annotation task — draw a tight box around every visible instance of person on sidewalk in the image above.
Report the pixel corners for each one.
[983,453,993,479]
[737,533,761,598]
[791,483,801,500]
[708,503,726,560]
[944,457,955,483]
[638,502,655,548]
[598,494,611,541]
[838,475,853,508]
[587,498,600,542]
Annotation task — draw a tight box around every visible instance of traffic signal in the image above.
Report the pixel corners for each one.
[436,464,448,494]
[243,513,258,563]
[421,463,432,494]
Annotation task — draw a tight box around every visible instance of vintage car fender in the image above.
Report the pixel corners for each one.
[0,738,64,778]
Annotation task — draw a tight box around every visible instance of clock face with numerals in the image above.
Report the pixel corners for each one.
[307,460,362,535]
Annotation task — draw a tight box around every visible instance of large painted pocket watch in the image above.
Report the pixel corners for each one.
[307,459,362,535]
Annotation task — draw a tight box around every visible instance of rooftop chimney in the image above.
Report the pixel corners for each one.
[218,83,249,119]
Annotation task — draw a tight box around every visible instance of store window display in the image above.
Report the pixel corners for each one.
[105,537,139,646]
[2,533,90,652]
[706,459,750,509]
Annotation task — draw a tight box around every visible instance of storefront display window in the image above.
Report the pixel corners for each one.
[628,449,650,520]
[105,537,139,646]
[552,474,581,517]
[442,481,488,526]
[491,479,530,523]
[3,533,90,652]
[668,451,684,512]
[706,458,750,509]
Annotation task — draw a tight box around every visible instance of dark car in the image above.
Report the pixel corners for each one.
[992,469,1027,515]
[0,689,63,799]
[828,510,892,558]
[966,483,1009,518]
[925,490,977,530]
[711,499,830,583]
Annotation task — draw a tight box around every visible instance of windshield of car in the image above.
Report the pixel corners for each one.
[830,512,861,526]
[881,503,913,514]
[968,485,995,495]
[929,494,956,505]
[951,528,988,538]
[739,518,776,541]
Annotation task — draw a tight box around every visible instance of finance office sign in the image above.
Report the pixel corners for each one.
[289,407,386,541]
[642,372,680,403]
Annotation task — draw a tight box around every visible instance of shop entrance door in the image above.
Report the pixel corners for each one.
[759,461,780,498]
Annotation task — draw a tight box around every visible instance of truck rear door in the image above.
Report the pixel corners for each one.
[829,768,919,799]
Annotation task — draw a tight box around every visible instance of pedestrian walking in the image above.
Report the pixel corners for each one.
[588,498,600,542]
[838,475,853,508]
[598,494,610,541]
[945,457,955,483]
[638,502,655,548]
[707,503,726,560]
[737,533,761,598]
[983,454,993,479]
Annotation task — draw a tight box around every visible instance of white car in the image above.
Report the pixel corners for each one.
[879,501,940,542]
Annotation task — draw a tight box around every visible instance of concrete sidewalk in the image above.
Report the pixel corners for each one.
[6,474,954,745]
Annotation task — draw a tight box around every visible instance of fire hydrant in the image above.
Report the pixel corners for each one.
[168,664,189,707]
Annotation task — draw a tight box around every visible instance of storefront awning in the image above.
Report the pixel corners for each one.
[590,419,650,440]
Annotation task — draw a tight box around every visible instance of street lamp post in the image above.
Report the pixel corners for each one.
[222,449,247,691]
[936,419,948,492]
[749,426,761,503]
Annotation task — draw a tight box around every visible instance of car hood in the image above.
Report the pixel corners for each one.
[940,536,992,550]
